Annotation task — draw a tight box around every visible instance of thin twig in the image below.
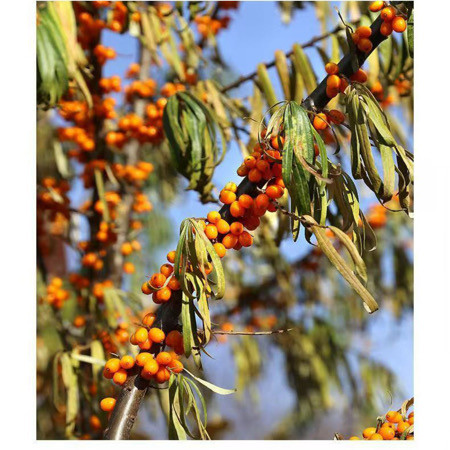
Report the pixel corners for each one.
[212,328,293,336]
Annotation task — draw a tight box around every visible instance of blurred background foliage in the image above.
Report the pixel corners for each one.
[37,0,413,440]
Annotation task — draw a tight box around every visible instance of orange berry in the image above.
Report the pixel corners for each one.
[160,263,174,278]
[230,201,245,218]
[136,352,153,367]
[313,113,328,130]
[207,211,221,224]
[155,287,172,302]
[380,6,396,21]
[386,411,402,423]
[121,242,133,255]
[378,426,395,440]
[156,351,172,366]
[244,156,256,169]
[165,330,183,348]
[356,26,372,38]
[222,233,238,249]
[351,68,368,83]
[104,358,121,374]
[239,231,253,247]
[100,397,116,412]
[141,281,152,295]
[362,427,377,439]
[141,359,159,378]
[238,194,254,209]
[219,190,236,204]
[155,366,171,384]
[265,184,283,199]
[358,38,373,53]
[224,182,237,193]
[113,368,128,386]
[73,315,86,328]
[369,433,383,440]
[326,74,341,89]
[369,1,385,12]
[142,312,156,327]
[397,421,410,434]
[392,16,406,33]
[205,224,218,240]
[148,327,165,343]
[89,415,102,430]
[325,62,339,75]
[255,193,270,210]
[247,168,262,183]
[150,273,166,288]
[349,436,360,440]
[167,276,181,290]
[380,20,393,36]
[216,219,230,235]
[327,109,346,125]
[120,355,135,370]
[167,251,176,263]
[255,159,270,173]
[134,327,149,344]
[326,86,339,98]
[214,242,227,258]
[230,222,244,235]
[123,262,135,274]
[167,358,184,374]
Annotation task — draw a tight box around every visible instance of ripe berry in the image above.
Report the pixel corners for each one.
[230,201,245,218]
[150,273,166,288]
[148,327,165,343]
[141,281,152,295]
[313,113,328,130]
[380,6,396,21]
[142,312,156,327]
[214,242,227,258]
[120,355,135,370]
[219,190,236,204]
[205,224,218,240]
[266,185,283,199]
[380,21,393,36]
[378,426,395,440]
[248,168,262,183]
[392,16,406,33]
[369,1,385,12]
[362,427,377,439]
[239,231,253,247]
[224,182,237,192]
[358,38,373,53]
[136,352,153,366]
[167,359,184,374]
[325,62,339,75]
[222,233,238,249]
[326,74,341,89]
[155,287,172,302]
[113,368,128,386]
[216,219,230,234]
[160,264,174,278]
[155,366,171,383]
[369,433,383,440]
[167,251,176,263]
[134,327,149,344]
[156,351,172,366]
[386,411,402,423]
[165,330,183,348]
[104,358,120,374]
[238,194,253,209]
[207,211,221,224]
[100,397,116,412]
[141,359,159,378]
[356,26,372,38]
[230,222,244,235]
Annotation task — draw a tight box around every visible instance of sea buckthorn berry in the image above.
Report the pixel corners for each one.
[167,251,176,263]
[123,262,135,274]
[238,194,253,209]
[351,32,360,44]
[100,397,116,412]
[392,16,407,33]
[369,433,383,440]
[362,427,377,439]
[160,264,174,278]
[222,233,238,249]
[155,287,172,302]
[104,358,121,374]
[239,231,253,247]
[155,366,171,384]
[205,224,218,240]
[139,339,151,350]
[313,113,328,130]
[386,411,402,423]
[121,242,133,255]
[167,359,184,374]
[156,352,172,366]
[150,273,166,288]
[397,421,410,434]
[380,6,396,21]
[255,194,270,210]
[224,182,237,193]
[136,352,153,367]
[207,211,221,224]
[244,156,256,169]
[230,201,245,218]
[255,159,270,173]
[230,222,244,235]
[369,1,385,12]
[349,436,360,440]
[219,189,236,204]
[141,281,152,295]
[356,26,372,38]
[89,415,101,431]
[167,276,181,290]
[141,359,159,378]
[120,355,135,370]
[103,368,114,379]
[358,38,373,53]
[326,74,341,89]
[113,368,128,386]
[266,185,284,199]
[248,168,262,183]
[325,62,339,75]
[237,164,249,177]
[326,86,339,98]
[134,327,149,344]
[165,330,183,348]
[350,68,368,83]
[73,316,86,328]
[142,312,156,327]
[339,77,349,92]
[378,426,395,440]
[243,215,260,231]
[380,21,393,36]
[216,219,230,234]
[149,327,165,343]
[130,333,138,345]
[214,242,227,258]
